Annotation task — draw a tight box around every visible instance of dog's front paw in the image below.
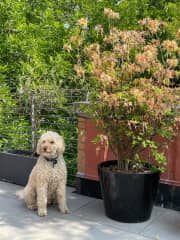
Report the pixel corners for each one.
[38,208,47,217]
[64,208,70,214]
[59,206,70,214]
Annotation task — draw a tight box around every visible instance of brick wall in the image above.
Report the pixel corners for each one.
[77,118,86,177]
[77,117,180,186]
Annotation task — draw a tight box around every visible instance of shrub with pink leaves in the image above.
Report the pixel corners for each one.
[66,10,180,172]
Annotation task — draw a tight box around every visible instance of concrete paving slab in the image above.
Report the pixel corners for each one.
[0,181,21,199]
[89,224,153,240]
[141,208,180,240]
[74,198,165,234]
[0,181,179,240]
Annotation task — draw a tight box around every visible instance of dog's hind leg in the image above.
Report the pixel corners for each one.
[23,186,37,210]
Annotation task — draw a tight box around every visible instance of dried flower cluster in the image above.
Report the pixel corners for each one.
[162,40,179,52]
[70,35,83,46]
[63,44,72,52]
[139,18,166,34]
[94,24,104,35]
[176,29,180,39]
[104,8,120,20]
[166,59,178,68]
[68,9,180,172]
[74,64,85,78]
[77,18,88,28]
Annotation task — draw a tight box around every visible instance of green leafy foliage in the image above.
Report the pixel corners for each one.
[0,0,180,182]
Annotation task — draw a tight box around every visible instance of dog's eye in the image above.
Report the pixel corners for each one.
[50,141,54,144]
[42,140,46,144]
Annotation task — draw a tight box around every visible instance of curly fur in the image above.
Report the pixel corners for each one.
[16,131,69,217]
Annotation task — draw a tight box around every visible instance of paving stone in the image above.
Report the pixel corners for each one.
[0,181,179,240]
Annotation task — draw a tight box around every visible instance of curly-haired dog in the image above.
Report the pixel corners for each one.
[16,131,69,217]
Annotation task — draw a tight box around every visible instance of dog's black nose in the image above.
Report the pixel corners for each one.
[43,147,47,152]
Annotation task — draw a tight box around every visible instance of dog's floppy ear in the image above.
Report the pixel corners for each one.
[57,135,65,155]
[36,138,41,155]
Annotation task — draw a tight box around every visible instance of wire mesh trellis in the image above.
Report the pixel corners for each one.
[0,87,88,186]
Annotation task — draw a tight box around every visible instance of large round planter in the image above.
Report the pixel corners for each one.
[98,160,160,223]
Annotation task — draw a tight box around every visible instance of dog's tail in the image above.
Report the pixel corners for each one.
[16,189,24,199]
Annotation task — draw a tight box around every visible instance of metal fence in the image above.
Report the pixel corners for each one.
[0,87,87,186]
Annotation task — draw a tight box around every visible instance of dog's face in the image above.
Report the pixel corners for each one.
[36,131,65,158]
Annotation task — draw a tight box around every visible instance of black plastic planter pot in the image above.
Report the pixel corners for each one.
[0,150,37,186]
[98,160,160,223]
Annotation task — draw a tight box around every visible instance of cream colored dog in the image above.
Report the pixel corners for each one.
[16,131,69,217]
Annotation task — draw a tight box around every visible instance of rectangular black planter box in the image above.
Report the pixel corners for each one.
[0,152,37,186]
